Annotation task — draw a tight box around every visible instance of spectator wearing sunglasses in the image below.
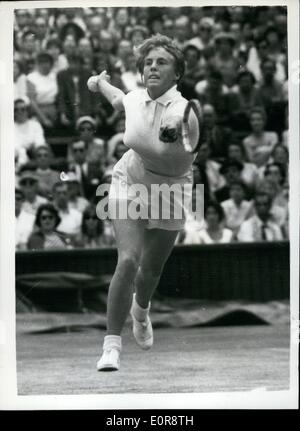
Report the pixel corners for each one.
[74,204,115,249]
[27,203,72,250]
[67,116,105,165]
[187,17,215,57]
[18,170,48,216]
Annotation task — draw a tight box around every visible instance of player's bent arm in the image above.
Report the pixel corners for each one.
[87,71,125,112]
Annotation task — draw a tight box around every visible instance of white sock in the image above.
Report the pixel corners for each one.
[103,335,122,352]
[132,293,150,321]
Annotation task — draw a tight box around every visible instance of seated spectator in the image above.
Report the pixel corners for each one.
[68,116,106,165]
[14,97,46,169]
[107,134,128,166]
[221,180,252,236]
[129,25,149,48]
[34,145,60,199]
[215,159,245,203]
[66,172,89,213]
[16,30,39,75]
[15,187,35,250]
[34,16,51,51]
[246,39,286,84]
[263,163,288,209]
[243,107,278,167]
[237,191,283,242]
[78,37,94,72]
[27,203,72,250]
[176,187,205,244]
[87,15,103,54]
[18,170,48,216]
[187,17,215,55]
[257,57,286,133]
[45,38,69,74]
[269,144,289,176]
[14,58,34,100]
[208,32,239,89]
[115,39,133,73]
[173,15,190,51]
[193,142,226,197]
[263,26,286,81]
[57,54,96,130]
[228,70,263,138]
[184,201,233,244]
[177,45,206,100]
[121,52,143,92]
[195,69,231,126]
[200,104,233,160]
[74,204,115,248]
[27,52,58,131]
[227,142,260,191]
[52,182,82,236]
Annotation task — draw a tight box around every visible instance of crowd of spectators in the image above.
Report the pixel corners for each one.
[14,6,289,250]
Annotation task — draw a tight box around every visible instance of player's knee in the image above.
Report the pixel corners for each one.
[118,253,140,275]
[140,263,163,280]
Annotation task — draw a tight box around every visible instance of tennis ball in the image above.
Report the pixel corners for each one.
[87,76,99,92]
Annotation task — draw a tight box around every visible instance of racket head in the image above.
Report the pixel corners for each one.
[182,99,203,154]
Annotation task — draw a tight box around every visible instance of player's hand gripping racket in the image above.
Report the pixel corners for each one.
[159,99,203,153]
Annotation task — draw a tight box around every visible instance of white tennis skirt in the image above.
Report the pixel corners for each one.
[108,149,193,231]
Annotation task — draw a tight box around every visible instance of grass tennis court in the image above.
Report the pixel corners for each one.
[16,323,289,395]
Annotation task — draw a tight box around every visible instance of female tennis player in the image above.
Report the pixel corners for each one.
[87,34,200,371]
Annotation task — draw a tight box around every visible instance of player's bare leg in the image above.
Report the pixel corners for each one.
[131,228,179,349]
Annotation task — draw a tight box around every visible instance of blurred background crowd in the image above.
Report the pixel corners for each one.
[14,6,289,251]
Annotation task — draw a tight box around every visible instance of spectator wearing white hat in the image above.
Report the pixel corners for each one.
[68,116,106,165]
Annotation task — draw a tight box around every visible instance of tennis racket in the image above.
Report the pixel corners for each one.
[159,99,203,154]
[181,99,203,154]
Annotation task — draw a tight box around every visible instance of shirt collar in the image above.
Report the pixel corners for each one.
[142,85,179,106]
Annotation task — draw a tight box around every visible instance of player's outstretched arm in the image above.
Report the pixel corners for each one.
[87,70,125,112]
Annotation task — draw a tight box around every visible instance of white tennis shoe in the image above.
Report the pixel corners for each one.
[130,307,153,350]
[97,348,120,371]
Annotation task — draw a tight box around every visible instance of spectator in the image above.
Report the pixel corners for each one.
[228,70,263,138]
[27,52,58,131]
[193,142,226,197]
[227,142,260,191]
[78,37,94,72]
[237,191,283,242]
[14,98,46,169]
[68,140,104,201]
[57,54,96,130]
[34,145,60,198]
[66,172,89,213]
[87,15,103,54]
[16,30,39,74]
[34,16,50,51]
[14,58,33,100]
[243,107,278,167]
[18,170,48,216]
[187,17,215,55]
[215,159,245,202]
[221,180,252,236]
[74,204,115,248]
[121,52,143,92]
[129,25,148,48]
[195,69,231,126]
[263,162,288,209]
[52,181,82,236]
[200,104,233,160]
[15,187,35,250]
[173,16,190,50]
[177,45,206,100]
[270,144,289,177]
[46,38,69,73]
[115,39,133,73]
[27,203,72,250]
[184,201,233,244]
[209,32,239,89]
[68,116,106,165]
[107,134,128,166]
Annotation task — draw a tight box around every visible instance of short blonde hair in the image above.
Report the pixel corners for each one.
[134,34,185,82]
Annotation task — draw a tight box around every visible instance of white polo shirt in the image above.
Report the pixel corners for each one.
[122,86,199,177]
